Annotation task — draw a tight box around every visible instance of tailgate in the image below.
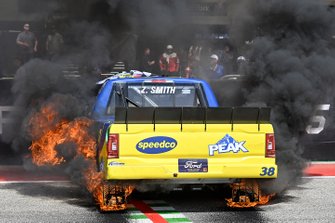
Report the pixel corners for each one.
[115,125,269,158]
[102,107,277,180]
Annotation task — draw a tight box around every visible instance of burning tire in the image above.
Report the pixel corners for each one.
[226,179,274,208]
[98,182,134,212]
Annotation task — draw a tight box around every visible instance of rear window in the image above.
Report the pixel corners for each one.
[127,84,202,107]
[105,82,207,116]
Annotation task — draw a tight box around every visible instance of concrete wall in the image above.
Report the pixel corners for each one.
[0,0,41,22]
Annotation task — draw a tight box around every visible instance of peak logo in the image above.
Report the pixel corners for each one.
[208,134,248,156]
[136,136,177,154]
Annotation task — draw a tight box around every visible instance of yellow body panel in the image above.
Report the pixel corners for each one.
[99,123,277,181]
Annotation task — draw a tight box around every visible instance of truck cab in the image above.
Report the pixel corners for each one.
[92,77,218,121]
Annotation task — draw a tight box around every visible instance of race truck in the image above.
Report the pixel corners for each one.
[91,73,277,211]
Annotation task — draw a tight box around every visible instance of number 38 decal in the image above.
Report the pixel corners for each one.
[260,167,276,176]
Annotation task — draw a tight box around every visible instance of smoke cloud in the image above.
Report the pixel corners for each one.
[228,0,335,192]
[3,59,96,153]
[3,0,335,198]
[4,0,194,149]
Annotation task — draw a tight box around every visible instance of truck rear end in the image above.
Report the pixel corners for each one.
[93,77,277,210]
[98,107,277,210]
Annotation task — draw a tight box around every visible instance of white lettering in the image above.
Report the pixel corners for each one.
[140,87,147,94]
[209,145,218,156]
[138,140,177,150]
[218,144,227,153]
[227,143,235,152]
[208,141,249,156]
[233,142,248,153]
[150,86,176,94]
[184,161,202,169]
[157,87,163,94]
[306,104,330,135]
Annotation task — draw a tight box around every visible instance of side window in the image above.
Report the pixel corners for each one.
[106,90,116,115]
[128,88,143,107]
[196,84,208,107]
[106,84,124,115]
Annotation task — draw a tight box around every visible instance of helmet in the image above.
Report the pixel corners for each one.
[210,54,219,61]
[166,45,173,50]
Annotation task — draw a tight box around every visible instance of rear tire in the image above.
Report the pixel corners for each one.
[99,183,128,211]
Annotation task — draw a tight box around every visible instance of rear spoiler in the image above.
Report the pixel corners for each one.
[114,107,271,131]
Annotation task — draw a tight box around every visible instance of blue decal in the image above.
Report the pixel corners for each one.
[178,159,208,172]
[136,136,177,154]
[208,134,249,156]
[99,160,104,172]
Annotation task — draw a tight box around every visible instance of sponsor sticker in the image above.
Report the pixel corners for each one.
[108,161,125,166]
[181,89,191,94]
[178,159,208,172]
[208,134,249,156]
[136,136,177,154]
[139,86,176,94]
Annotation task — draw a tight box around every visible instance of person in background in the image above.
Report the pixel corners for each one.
[159,45,180,76]
[186,45,203,77]
[207,54,224,79]
[16,23,38,64]
[222,44,234,74]
[46,27,64,61]
[141,47,156,73]
[237,56,248,74]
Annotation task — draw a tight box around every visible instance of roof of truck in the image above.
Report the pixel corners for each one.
[92,73,219,121]
[97,71,210,85]
[97,76,215,104]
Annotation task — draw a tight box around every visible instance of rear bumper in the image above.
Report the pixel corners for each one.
[103,157,277,180]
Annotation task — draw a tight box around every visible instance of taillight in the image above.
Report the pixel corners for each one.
[265,133,275,158]
[107,134,119,158]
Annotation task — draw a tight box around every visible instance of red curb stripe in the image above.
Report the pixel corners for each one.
[304,163,335,176]
[130,200,168,223]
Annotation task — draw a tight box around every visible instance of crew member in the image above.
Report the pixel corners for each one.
[159,45,180,76]
[141,47,156,73]
[16,23,38,64]
[207,54,224,79]
[46,27,64,61]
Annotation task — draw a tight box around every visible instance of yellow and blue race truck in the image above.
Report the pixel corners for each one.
[92,73,277,210]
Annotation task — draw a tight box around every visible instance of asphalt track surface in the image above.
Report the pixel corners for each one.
[0,165,335,223]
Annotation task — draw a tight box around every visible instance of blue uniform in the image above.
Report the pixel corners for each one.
[208,64,224,79]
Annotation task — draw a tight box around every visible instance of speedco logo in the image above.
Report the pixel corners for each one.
[209,134,249,156]
[136,136,177,154]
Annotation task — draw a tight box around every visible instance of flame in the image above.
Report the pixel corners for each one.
[28,103,134,211]
[84,161,134,211]
[226,180,275,208]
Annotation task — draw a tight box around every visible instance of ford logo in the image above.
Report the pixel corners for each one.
[136,136,177,154]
